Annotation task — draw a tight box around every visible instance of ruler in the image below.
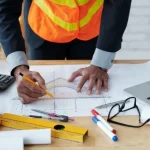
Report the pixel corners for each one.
[95,99,130,109]
[44,77,111,99]
[13,78,111,100]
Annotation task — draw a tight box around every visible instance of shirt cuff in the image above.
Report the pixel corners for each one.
[7,51,29,75]
[91,48,116,69]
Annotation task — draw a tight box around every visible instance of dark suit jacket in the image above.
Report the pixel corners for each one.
[0,0,132,57]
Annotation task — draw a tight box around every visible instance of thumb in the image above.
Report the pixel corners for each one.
[32,72,46,90]
[68,70,82,82]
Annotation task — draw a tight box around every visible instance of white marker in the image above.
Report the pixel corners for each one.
[92,116,118,142]
[91,109,116,134]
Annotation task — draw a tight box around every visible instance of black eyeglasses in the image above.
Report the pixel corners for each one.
[107,97,150,128]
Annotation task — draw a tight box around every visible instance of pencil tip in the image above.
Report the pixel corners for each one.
[19,72,23,76]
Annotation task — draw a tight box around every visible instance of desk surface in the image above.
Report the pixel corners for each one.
[1,60,150,150]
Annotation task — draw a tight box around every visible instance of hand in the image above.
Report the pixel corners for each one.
[68,65,109,95]
[14,65,46,104]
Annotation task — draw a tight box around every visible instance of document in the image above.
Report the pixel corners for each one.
[0,137,24,150]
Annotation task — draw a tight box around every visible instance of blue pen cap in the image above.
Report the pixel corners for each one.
[92,116,99,124]
[112,136,118,142]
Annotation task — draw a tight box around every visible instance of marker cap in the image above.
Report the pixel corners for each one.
[91,109,99,116]
[112,136,118,142]
[92,116,99,124]
[112,129,116,134]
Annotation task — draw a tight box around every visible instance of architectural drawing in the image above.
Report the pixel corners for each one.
[10,78,112,117]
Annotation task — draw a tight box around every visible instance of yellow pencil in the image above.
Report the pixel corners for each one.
[19,72,54,98]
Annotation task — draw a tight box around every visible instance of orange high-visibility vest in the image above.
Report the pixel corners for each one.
[28,0,104,43]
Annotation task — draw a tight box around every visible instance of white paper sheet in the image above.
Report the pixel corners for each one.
[140,105,150,124]
[1,61,150,117]
[0,137,24,150]
[0,61,9,74]
[0,129,51,145]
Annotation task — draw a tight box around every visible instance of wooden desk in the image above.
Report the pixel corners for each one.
[1,60,150,150]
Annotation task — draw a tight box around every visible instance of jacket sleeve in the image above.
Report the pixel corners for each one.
[91,0,132,69]
[0,0,28,75]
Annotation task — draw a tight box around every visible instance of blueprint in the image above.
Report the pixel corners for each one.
[10,76,112,117]
[1,61,150,117]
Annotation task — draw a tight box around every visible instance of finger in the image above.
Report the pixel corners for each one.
[32,72,46,90]
[103,79,108,92]
[68,69,82,82]
[19,86,45,98]
[87,78,96,95]
[23,79,45,94]
[19,93,37,104]
[77,75,88,92]
[95,79,102,94]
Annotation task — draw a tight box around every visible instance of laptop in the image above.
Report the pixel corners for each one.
[124,81,150,105]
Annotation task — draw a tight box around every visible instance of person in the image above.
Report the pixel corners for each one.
[0,0,132,104]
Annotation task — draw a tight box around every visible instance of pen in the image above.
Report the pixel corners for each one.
[50,114,74,121]
[19,72,54,98]
[92,116,118,142]
[31,109,74,121]
[27,115,64,121]
[91,109,116,134]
